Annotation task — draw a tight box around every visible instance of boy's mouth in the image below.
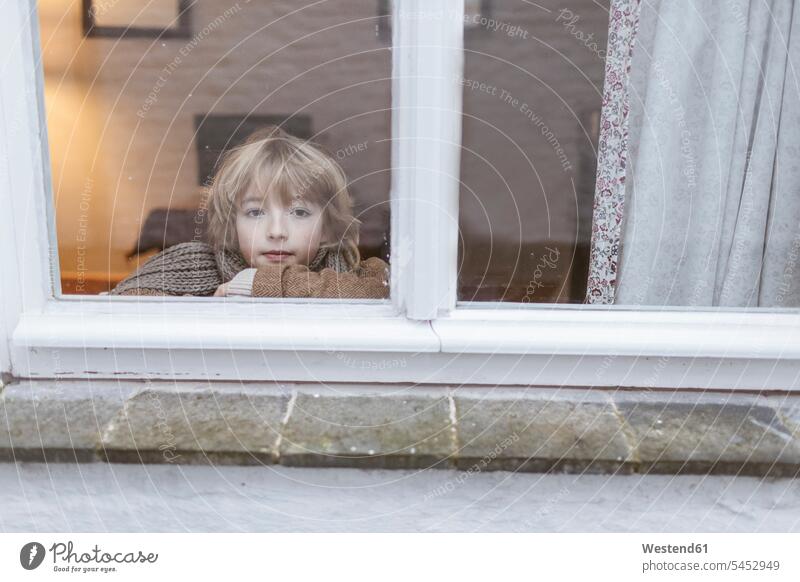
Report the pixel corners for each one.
[262,250,294,261]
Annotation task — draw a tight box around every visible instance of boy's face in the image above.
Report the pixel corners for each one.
[235,191,326,268]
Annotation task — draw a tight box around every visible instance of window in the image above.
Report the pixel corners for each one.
[457,0,607,303]
[3,0,800,391]
[591,0,800,310]
[41,0,391,297]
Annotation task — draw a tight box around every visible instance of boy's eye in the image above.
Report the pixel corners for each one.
[291,207,312,218]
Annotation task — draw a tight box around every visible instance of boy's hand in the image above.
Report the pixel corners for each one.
[213,282,230,297]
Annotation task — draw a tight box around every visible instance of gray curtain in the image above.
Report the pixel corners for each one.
[616,0,800,307]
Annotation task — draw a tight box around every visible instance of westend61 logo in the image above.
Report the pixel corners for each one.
[20,541,158,574]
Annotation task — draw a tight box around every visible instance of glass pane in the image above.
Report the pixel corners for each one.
[609,0,800,309]
[39,0,391,299]
[458,0,608,303]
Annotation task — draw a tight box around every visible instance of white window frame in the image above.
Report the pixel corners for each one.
[4,0,800,391]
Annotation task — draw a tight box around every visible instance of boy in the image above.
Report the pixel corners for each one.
[111,127,388,299]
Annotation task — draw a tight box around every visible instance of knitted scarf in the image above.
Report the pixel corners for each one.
[110,241,356,296]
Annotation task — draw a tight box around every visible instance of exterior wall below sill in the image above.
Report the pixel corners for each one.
[2,380,800,478]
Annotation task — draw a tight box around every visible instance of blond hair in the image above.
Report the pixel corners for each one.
[207,125,361,268]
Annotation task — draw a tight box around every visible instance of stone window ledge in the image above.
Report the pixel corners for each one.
[1,380,799,477]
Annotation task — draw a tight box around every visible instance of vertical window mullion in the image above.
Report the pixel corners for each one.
[391,0,464,320]
[1,0,53,375]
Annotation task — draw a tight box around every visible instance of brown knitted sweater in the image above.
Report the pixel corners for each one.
[111,242,388,299]
[250,257,389,299]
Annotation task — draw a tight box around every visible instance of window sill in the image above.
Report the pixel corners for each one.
[2,379,799,477]
[441,307,800,358]
[11,300,800,389]
[15,298,429,352]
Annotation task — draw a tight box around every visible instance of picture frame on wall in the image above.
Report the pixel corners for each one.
[82,0,193,39]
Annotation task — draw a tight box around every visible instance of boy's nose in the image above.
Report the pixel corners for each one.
[266,214,288,241]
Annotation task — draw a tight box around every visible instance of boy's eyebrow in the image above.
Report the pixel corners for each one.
[239,195,315,210]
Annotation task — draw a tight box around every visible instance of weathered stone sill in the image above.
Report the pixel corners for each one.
[2,380,799,477]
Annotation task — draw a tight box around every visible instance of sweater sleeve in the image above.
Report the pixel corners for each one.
[225,268,258,297]
[114,288,186,296]
[251,257,389,299]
